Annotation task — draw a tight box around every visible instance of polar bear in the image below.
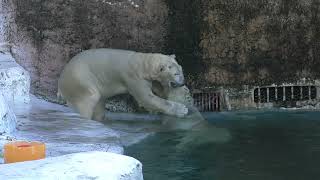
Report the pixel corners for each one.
[58,48,188,121]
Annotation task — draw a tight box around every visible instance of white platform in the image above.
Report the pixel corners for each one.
[0,151,143,180]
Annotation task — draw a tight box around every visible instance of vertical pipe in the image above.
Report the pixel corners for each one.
[300,86,303,100]
[275,87,278,101]
[291,86,294,100]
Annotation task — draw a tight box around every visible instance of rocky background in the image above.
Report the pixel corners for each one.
[199,0,320,88]
[1,0,320,99]
[1,0,168,98]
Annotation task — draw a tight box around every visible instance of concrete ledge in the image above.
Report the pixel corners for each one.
[0,151,143,180]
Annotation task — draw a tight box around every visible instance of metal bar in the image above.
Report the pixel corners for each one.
[207,93,210,112]
[217,94,221,111]
[309,86,311,101]
[267,87,270,103]
[213,93,217,111]
[201,93,204,112]
[209,93,212,111]
[205,93,208,111]
[283,87,286,101]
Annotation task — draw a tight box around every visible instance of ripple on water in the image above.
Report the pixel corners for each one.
[125,111,320,180]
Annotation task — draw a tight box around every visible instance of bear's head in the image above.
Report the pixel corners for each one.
[154,54,185,89]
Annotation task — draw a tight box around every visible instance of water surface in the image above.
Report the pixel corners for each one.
[126,110,320,180]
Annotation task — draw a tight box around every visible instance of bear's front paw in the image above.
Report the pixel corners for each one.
[168,102,188,118]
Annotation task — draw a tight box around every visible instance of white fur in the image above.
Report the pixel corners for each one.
[58,48,188,121]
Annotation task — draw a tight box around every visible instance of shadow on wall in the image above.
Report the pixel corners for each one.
[165,0,207,89]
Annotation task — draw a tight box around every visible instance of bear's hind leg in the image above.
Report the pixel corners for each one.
[92,99,106,121]
[68,90,101,120]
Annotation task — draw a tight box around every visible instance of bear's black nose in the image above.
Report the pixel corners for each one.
[170,82,184,88]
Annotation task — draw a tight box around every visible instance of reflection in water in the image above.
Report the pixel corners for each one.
[126,111,320,180]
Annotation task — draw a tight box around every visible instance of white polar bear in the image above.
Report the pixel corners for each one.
[58,48,188,121]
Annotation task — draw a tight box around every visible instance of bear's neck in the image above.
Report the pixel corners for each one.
[131,53,160,81]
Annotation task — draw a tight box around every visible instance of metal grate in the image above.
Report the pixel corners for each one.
[192,92,220,112]
[254,86,317,103]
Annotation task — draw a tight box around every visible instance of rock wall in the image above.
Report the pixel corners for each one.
[1,0,320,106]
[199,0,320,88]
[1,0,168,98]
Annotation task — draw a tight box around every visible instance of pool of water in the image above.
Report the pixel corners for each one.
[125,110,320,180]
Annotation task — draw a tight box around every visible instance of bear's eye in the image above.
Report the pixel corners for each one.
[168,66,172,69]
[160,67,164,72]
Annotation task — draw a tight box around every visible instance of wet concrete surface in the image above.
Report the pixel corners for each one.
[0,95,151,163]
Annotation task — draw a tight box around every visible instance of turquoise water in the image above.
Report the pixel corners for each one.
[125,111,320,180]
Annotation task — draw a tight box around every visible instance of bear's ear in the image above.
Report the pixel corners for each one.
[170,54,176,59]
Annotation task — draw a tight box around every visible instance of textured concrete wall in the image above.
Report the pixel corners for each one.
[164,0,320,89]
[199,0,320,88]
[1,0,320,102]
[1,0,168,98]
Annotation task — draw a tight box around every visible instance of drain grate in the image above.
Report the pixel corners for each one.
[254,86,317,103]
[192,92,220,112]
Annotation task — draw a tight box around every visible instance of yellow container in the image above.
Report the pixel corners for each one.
[4,141,46,164]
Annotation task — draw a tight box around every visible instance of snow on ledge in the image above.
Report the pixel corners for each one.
[0,52,30,106]
[0,92,16,134]
[0,151,143,180]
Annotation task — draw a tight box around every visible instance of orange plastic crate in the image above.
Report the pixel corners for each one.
[4,141,46,164]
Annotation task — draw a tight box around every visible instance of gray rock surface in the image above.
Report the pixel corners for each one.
[0,151,143,180]
[0,0,168,98]
[2,0,320,109]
